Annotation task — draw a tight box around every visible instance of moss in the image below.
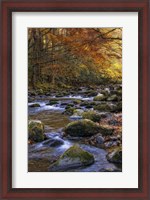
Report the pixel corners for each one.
[46,100,58,105]
[29,103,40,108]
[99,124,114,136]
[73,109,84,116]
[107,94,118,101]
[63,107,75,115]
[55,93,64,97]
[80,102,89,106]
[65,119,100,137]
[82,111,101,122]
[86,91,98,97]
[52,145,95,169]
[106,149,122,164]
[73,99,82,104]
[28,120,45,142]
[94,94,106,101]
[111,102,122,112]
[94,104,111,112]
[61,145,94,164]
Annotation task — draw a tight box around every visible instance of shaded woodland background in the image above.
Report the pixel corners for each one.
[28,28,122,89]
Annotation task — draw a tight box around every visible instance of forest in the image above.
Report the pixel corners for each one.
[28,28,122,89]
[28,28,122,172]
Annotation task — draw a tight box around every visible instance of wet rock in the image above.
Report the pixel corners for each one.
[80,101,89,107]
[93,94,106,101]
[73,109,84,116]
[36,89,44,95]
[70,115,83,120]
[96,135,105,144]
[29,103,41,108]
[99,125,114,136]
[82,110,101,122]
[63,107,75,115]
[46,100,58,105]
[106,149,122,164]
[28,120,45,142]
[29,91,37,96]
[100,168,121,172]
[111,102,122,112]
[42,137,64,147]
[55,93,64,97]
[73,99,82,104]
[94,104,111,112]
[65,119,100,137]
[28,97,35,103]
[86,91,98,97]
[84,133,105,147]
[107,94,118,101]
[48,145,94,171]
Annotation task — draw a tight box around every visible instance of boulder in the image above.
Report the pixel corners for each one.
[86,91,98,97]
[73,99,82,104]
[99,125,114,136]
[106,149,122,164]
[94,104,111,112]
[73,109,84,116]
[28,120,45,142]
[111,102,122,112]
[107,94,118,101]
[49,145,94,171]
[94,94,106,101]
[82,110,101,122]
[96,135,105,144]
[65,119,100,137]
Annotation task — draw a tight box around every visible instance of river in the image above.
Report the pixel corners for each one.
[28,95,121,172]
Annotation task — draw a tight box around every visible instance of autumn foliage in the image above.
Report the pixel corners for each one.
[28,28,122,88]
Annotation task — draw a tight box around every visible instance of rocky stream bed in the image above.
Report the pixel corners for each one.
[28,85,122,172]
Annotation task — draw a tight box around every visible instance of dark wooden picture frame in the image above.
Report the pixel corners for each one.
[0,0,149,199]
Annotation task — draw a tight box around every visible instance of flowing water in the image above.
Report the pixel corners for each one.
[28,96,121,172]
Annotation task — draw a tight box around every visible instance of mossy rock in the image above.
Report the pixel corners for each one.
[36,89,44,95]
[28,120,45,142]
[82,111,101,122]
[48,145,94,171]
[99,125,114,136]
[63,107,75,115]
[65,119,100,137]
[73,99,82,104]
[80,102,89,106]
[93,94,106,101]
[29,91,37,96]
[67,103,74,107]
[29,103,40,108]
[46,100,58,105]
[56,93,64,97]
[86,91,98,97]
[107,94,118,101]
[94,104,111,112]
[111,102,122,112]
[101,90,109,96]
[73,109,84,116]
[106,149,122,164]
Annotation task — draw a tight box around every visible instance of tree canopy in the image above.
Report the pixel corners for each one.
[28,28,122,89]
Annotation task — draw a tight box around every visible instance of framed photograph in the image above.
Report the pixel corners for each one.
[1,0,149,199]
